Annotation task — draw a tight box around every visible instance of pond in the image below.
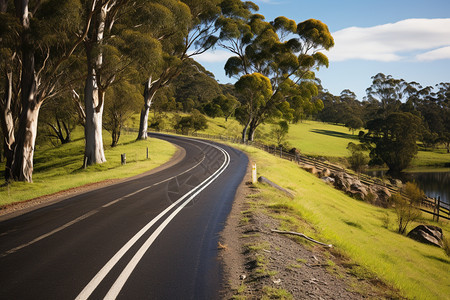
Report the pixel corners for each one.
[365,170,450,206]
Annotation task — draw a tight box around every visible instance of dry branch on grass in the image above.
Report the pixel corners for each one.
[271,229,333,248]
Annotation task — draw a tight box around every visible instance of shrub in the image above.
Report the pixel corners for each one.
[173,110,208,135]
[391,193,422,234]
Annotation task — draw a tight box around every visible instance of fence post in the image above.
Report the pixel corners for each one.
[121,153,126,165]
[252,163,257,184]
[280,147,282,158]
[146,147,149,159]
[437,196,440,222]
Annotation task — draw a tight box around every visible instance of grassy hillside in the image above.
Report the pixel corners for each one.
[233,143,450,299]
[0,128,176,206]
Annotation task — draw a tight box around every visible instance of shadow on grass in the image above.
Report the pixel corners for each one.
[423,254,449,265]
[310,129,359,140]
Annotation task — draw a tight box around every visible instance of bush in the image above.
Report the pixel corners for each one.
[391,194,419,234]
[347,142,369,173]
[173,111,208,135]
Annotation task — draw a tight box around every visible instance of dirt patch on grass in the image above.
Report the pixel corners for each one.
[219,170,402,299]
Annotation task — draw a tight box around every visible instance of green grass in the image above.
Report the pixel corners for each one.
[232,143,450,300]
[0,128,176,206]
[197,116,450,168]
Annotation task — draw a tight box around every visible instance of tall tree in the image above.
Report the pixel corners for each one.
[218,5,334,141]
[136,0,222,140]
[0,0,86,182]
[81,0,135,166]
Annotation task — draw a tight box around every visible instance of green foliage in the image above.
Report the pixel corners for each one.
[173,111,208,134]
[346,142,369,173]
[362,112,424,173]
[270,120,289,146]
[104,81,141,147]
[391,193,422,235]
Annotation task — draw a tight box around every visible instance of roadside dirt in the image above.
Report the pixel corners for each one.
[219,167,402,299]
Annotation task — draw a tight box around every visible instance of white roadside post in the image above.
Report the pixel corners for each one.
[252,163,257,184]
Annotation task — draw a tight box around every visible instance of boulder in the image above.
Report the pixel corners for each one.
[407,225,444,248]
[369,185,391,207]
[350,182,368,199]
[331,172,354,191]
[301,164,318,175]
[321,168,331,177]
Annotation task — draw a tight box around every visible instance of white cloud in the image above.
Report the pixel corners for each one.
[189,50,232,63]
[416,46,450,61]
[328,18,450,62]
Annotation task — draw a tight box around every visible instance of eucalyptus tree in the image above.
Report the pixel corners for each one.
[80,0,138,166]
[136,0,223,140]
[0,0,87,182]
[217,3,334,141]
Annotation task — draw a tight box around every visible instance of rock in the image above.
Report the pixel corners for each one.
[407,225,444,248]
[321,168,331,177]
[321,177,335,185]
[350,182,368,200]
[331,172,353,191]
[369,185,391,207]
[302,164,318,175]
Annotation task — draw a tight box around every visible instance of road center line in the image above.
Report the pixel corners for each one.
[0,209,99,258]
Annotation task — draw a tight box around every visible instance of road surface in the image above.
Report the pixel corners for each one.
[0,134,248,299]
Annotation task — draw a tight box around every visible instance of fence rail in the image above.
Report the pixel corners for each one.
[151,129,449,222]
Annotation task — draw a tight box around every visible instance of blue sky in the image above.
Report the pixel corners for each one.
[196,0,450,100]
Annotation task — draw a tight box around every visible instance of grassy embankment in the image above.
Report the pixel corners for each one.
[233,143,449,299]
[0,128,176,206]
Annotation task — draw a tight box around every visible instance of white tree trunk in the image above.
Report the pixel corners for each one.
[11,101,41,182]
[137,78,158,140]
[83,3,108,166]
[84,74,106,166]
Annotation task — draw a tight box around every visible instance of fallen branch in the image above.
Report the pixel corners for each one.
[271,229,333,248]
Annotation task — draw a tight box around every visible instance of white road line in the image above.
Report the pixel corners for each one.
[0,210,99,258]
[75,141,230,300]
[0,143,206,258]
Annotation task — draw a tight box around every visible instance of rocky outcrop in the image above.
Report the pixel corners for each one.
[329,172,391,206]
[368,185,391,207]
[407,225,444,248]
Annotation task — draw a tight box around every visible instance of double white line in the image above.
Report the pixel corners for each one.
[76,140,230,300]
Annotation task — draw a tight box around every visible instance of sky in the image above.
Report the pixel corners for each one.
[195,0,450,100]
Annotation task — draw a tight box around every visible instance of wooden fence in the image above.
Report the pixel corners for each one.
[152,129,450,222]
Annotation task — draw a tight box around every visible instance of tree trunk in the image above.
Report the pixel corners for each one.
[241,119,250,143]
[137,104,150,140]
[84,74,106,166]
[10,98,41,182]
[1,70,16,181]
[137,78,158,140]
[247,119,257,142]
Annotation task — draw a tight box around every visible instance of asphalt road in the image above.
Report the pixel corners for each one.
[0,134,248,300]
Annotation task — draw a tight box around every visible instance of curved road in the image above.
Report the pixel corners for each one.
[0,134,248,299]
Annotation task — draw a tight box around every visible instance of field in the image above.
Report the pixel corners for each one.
[0,128,176,206]
[232,143,450,299]
[196,116,450,168]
